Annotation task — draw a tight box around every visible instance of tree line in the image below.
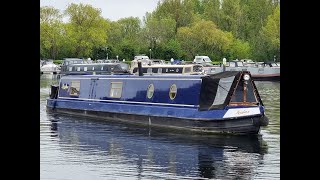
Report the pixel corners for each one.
[40,0,280,62]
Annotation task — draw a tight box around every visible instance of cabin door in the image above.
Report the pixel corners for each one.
[88,79,98,99]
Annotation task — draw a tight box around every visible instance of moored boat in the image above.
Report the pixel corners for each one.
[204,60,280,81]
[131,64,204,75]
[47,71,268,134]
[60,58,130,76]
[40,61,61,74]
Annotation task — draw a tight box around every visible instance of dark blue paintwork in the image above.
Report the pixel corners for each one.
[58,75,203,106]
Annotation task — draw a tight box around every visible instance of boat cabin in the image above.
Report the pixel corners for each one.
[62,58,85,66]
[131,64,204,75]
[60,63,129,75]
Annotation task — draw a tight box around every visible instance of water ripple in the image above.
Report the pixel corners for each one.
[40,75,280,179]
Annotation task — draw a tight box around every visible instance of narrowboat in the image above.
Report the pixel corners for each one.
[60,58,130,76]
[60,63,129,75]
[227,61,280,81]
[47,71,268,135]
[203,61,280,81]
[131,64,204,75]
[40,61,61,74]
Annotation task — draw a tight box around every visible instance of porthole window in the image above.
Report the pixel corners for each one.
[147,84,154,99]
[169,84,177,100]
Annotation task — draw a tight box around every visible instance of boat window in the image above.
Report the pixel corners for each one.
[152,68,158,73]
[84,67,87,71]
[77,67,80,71]
[184,67,191,73]
[212,76,235,106]
[193,65,203,72]
[69,81,80,96]
[110,82,123,98]
[68,67,73,71]
[147,84,154,99]
[169,84,177,100]
[230,78,257,104]
[158,68,162,74]
[101,66,104,70]
[237,62,243,67]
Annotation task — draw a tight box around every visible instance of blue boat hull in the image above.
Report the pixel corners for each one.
[47,98,267,135]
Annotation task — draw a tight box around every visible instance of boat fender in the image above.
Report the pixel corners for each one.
[50,85,59,99]
[260,115,269,126]
[138,61,143,76]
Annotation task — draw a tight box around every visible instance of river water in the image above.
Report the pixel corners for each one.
[40,74,280,180]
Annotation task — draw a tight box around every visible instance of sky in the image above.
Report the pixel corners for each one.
[40,0,160,21]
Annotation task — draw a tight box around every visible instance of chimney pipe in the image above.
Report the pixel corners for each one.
[138,60,143,76]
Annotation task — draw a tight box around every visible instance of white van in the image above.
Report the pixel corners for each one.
[193,56,212,64]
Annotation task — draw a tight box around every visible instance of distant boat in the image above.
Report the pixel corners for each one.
[131,64,204,75]
[40,61,61,74]
[203,60,280,81]
[60,58,130,76]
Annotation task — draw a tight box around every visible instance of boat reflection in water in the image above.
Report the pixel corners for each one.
[48,113,268,179]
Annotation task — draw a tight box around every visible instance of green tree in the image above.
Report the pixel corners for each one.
[152,0,198,31]
[219,0,242,37]
[40,6,64,59]
[239,0,274,40]
[202,0,222,27]
[106,17,143,60]
[254,4,280,61]
[64,3,109,58]
[117,17,141,41]
[142,13,176,57]
[154,39,183,60]
[228,39,251,60]
[177,20,233,60]
[39,1,279,62]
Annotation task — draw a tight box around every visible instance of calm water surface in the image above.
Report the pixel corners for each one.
[40,75,280,179]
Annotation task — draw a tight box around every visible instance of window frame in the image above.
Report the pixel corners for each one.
[109,82,123,98]
[69,80,80,96]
